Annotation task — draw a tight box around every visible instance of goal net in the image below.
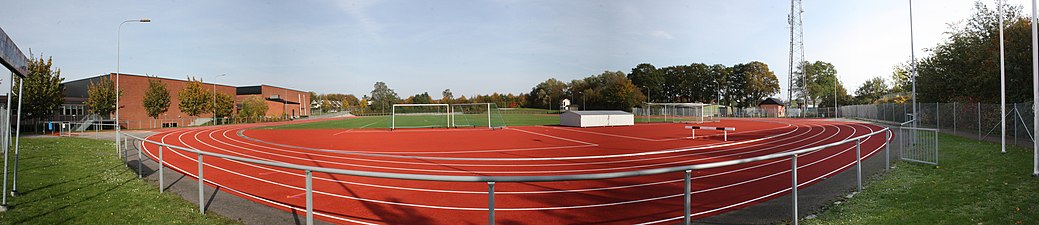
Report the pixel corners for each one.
[391,104,451,129]
[450,103,507,129]
[634,103,713,123]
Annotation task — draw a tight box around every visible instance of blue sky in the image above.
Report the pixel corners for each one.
[0,0,1023,99]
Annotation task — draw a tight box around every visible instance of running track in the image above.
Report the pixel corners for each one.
[138,118,890,224]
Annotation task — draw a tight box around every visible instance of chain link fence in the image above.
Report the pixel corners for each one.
[840,102,1035,146]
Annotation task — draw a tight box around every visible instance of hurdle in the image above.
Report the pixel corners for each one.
[685,126,735,141]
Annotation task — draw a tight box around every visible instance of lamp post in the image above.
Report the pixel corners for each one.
[116,18,151,157]
[212,74,226,125]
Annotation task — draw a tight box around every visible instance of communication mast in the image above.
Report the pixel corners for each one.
[788,0,806,114]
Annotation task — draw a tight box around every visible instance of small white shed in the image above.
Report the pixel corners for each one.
[560,110,635,127]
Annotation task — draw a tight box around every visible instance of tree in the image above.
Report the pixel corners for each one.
[855,76,890,104]
[410,92,433,104]
[914,2,1032,103]
[142,78,171,119]
[238,96,268,121]
[889,64,912,93]
[732,61,780,108]
[628,63,663,103]
[84,77,121,117]
[214,92,235,118]
[527,78,567,109]
[369,81,400,113]
[16,55,65,120]
[441,89,454,104]
[178,77,212,116]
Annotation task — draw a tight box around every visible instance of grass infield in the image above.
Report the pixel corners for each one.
[805,133,1039,224]
[0,137,239,225]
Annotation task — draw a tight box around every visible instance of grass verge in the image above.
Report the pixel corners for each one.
[0,137,239,224]
[805,133,1039,224]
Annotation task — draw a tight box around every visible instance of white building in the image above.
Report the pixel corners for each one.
[560,110,634,127]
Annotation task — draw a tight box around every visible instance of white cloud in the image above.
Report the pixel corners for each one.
[651,30,674,39]
[333,0,384,41]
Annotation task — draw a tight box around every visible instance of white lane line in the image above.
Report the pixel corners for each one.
[331,121,379,136]
[140,121,885,214]
[143,132,380,225]
[205,123,819,174]
[243,127,596,155]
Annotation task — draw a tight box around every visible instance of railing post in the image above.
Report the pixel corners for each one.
[684,170,692,225]
[488,182,495,225]
[791,154,799,225]
[855,139,862,192]
[885,131,891,171]
[137,139,142,178]
[159,144,164,193]
[198,152,205,214]
[306,170,314,225]
[934,129,939,165]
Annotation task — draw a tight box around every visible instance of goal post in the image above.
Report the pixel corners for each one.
[391,104,451,130]
[636,102,710,123]
[450,103,506,129]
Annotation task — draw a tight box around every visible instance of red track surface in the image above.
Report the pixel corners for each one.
[140,118,890,224]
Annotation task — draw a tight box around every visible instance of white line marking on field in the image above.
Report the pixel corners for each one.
[331,121,379,136]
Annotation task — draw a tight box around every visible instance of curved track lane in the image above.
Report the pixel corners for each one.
[139,118,889,224]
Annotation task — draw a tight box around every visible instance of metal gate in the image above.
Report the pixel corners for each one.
[899,126,939,165]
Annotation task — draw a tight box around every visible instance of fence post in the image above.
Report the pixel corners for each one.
[198,152,205,214]
[159,144,164,193]
[791,154,799,225]
[978,102,982,138]
[953,102,957,133]
[684,170,692,225]
[306,170,314,225]
[488,182,496,225]
[936,102,940,129]
[855,139,862,192]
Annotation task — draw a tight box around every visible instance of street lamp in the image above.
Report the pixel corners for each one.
[212,74,227,125]
[116,18,151,157]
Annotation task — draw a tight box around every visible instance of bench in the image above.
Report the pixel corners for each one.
[684,126,735,141]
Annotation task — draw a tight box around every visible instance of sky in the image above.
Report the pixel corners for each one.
[0,0,1028,99]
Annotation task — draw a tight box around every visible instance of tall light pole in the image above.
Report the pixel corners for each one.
[909,0,918,130]
[212,74,226,125]
[834,75,838,120]
[1030,0,1038,177]
[999,0,1008,154]
[116,18,151,157]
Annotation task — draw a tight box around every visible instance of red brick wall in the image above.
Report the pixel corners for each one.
[234,85,311,118]
[111,74,237,129]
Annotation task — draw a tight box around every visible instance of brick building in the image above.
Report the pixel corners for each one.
[236,85,310,118]
[63,73,310,129]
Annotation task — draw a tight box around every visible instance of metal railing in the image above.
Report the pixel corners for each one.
[120,127,893,225]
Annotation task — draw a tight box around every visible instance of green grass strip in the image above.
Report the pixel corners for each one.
[0,137,239,225]
[806,133,1039,224]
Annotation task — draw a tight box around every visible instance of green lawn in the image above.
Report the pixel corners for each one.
[265,113,561,129]
[0,137,239,225]
[805,133,1039,224]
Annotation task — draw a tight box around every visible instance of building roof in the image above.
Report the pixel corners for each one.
[759,97,784,106]
[563,110,633,116]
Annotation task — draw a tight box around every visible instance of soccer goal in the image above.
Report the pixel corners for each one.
[450,103,507,129]
[635,102,712,123]
[391,104,451,130]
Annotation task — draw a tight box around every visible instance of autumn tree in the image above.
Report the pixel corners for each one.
[214,92,235,118]
[17,55,65,120]
[142,78,171,119]
[84,77,121,117]
[178,77,212,116]
[855,76,890,104]
[238,96,269,121]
